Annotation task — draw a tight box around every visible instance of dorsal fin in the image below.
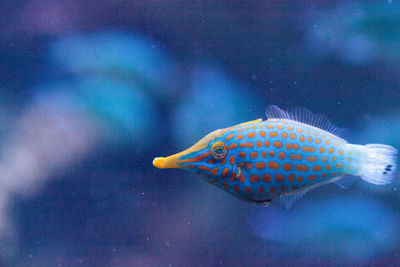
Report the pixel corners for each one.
[265,105,347,139]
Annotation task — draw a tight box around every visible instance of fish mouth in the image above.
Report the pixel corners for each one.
[153,156,180,169]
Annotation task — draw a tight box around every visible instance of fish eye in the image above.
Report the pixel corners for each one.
[210,142,227,160]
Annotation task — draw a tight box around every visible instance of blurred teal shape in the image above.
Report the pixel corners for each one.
[306,3,400,64]
[50,31,181,100]
[34,75,158,145]
[249,195,399,260]
[77,75,158,143]
[171,65,260,147]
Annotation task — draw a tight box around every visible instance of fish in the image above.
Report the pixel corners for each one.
[153,105,398,208]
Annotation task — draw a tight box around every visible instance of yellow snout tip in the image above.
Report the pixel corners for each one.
[153,157,166,168]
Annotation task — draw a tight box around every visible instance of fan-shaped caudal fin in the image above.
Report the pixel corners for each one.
[360,144,398,185]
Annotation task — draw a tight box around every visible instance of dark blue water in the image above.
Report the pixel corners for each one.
[1,1,400,266]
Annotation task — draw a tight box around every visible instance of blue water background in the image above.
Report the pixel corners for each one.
[0,1,400,266]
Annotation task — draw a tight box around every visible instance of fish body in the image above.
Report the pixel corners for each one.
[153,106,397,208]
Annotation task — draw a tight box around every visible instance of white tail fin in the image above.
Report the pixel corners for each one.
[360,144,398,185]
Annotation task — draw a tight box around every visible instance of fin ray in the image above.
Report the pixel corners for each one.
[334,175,357,189]
[360,144,398,185]
[280,190,308,209]
[266,105,347,139]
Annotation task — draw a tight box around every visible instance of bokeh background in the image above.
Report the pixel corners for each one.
[1,0,400,266]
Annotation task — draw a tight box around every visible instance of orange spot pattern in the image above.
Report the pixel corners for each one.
[289,154,303,160]
[312,165,322,171]
[228,143,238,150]
[325,165,332,170]
[234,185,240,193]
[286,143,299,150]
[283,163,293,170]
[261,151,267,157]
[263,174,271,182]
[308,175,317,180]
[259,131,266,137]
[250,174,260,183]
[226,134,234,141]
[336,163,344,169]
[229,155,235,165]
[237,174,245,183]
[256,141,262,147]
[238,152,246,158]
[268,161,279,169]
[240,143,254,148]
[247,132,256,138]
[276,174,284,182]
[250,152,258,158]
[273,141,283,148]
[302,146,315,152]
[236,135,244,140]
[222,168,229,178]
[278,152,286,159]
[306,156,317,162]
[296,164,309,171]
[269,132,278,137]
[256,162,267,169]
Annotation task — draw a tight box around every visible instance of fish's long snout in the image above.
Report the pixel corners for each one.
[153,133,214,169]
[153,154,182,169]
[153,157,172,169]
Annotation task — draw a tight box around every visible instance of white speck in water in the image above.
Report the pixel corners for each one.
[388,0,392,3]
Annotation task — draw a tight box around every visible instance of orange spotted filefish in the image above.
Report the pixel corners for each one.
[153,106,398,208]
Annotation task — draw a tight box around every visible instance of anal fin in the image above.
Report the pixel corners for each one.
[280,190,308,209]
[334,175,357,189]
